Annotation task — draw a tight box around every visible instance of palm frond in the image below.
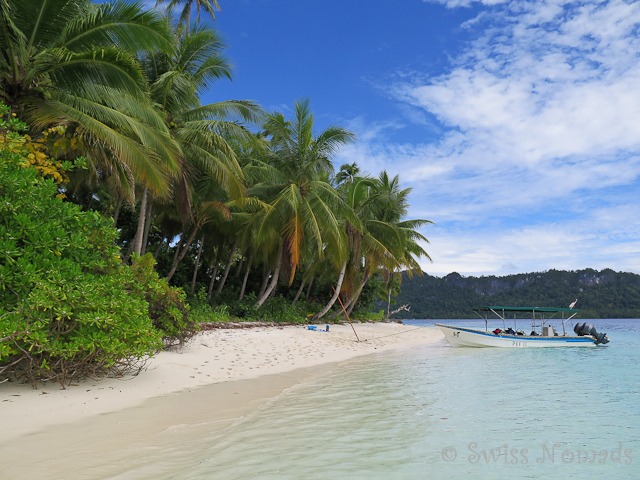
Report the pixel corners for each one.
[61,1,172,53]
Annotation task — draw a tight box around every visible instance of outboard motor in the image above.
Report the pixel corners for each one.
[574,322,610,345]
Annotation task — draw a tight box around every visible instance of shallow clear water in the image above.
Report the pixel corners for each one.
[178,319,640,480]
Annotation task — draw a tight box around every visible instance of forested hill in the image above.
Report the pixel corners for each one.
[393,269,640,319]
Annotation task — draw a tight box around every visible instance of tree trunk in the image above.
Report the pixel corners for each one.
[328,270,370,320]
[166,227,198,282]
[171,235,183,267]
[384,304,410,322]
[185,0,191,35]
[239,257,252,300]
[346,271,370,316]
[190,237,204,294]
[153,237,165,259]
[258,268,270,299]
[122,240,135,264]
[112,194,123,228]
[311,261,348,321]
[255,244,284,307]
[235,256,244,277]
[214,240,237,298]
[140,201,153,255]
[132,186,148,256]
[291,259,312,306]
[206,265,219,300]
[386,285,392,322]
[291,280,305,306]
[305,277,314,302]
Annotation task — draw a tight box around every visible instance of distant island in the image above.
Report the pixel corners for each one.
[391,268,640,319]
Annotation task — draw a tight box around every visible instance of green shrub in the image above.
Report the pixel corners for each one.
[0,110,187,386]
[130,254,198,346]
[188,290,232,323]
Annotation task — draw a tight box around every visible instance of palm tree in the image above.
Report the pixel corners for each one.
[373,171,432,319]
[0,0,181,200]
[328,170,432,320]
[133,21,263,256]
[155,0,221,34]
[335,162,360,185]
[248,98,358,308]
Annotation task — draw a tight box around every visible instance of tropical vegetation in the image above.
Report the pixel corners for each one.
[0,0,431,385]
[393,269,640,319]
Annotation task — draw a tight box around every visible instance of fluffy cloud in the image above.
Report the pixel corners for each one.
[423,204,640,276]
[337,0,640,275]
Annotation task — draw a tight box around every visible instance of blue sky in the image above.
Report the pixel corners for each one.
[184,0,640,277]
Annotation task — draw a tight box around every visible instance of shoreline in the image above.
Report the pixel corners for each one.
[0,323,444,444]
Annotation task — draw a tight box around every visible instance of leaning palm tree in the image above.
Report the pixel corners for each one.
[329,170,433,319]
[374,171,432,319]
[0,0,181,199]
[248,99,358,308]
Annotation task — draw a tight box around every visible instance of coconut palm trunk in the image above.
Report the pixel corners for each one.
[140,202,153,255]
[153,237,165,258]
[190,238,204,293]
[239,257,252,300]
[305,277,314,301]
[132,186,148,256]
[292,259,312,305]
[235,256,244,277]
[206,264,219,300]
[171,236,183,266]
[255,244,284,307]
[214,241,237,298]
[327,270,371,320]
[310,260,348,321]
[258,268,270,298]
[346,271,371,316]
[291,280,305,306]
[166,228,199,282]
[112,194,124,227]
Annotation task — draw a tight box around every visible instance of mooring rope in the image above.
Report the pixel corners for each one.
[356,325,430,342]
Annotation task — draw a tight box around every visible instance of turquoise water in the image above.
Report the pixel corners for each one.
[179,319,640,480]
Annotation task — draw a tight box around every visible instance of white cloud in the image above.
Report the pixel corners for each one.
[338,0,640,276]
[426,0,509,8]
[421,213,640,277]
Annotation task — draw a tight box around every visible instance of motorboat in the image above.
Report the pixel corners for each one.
[435,306,610,348]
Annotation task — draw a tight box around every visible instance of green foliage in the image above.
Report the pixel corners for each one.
[186,289,326,324]
[0,137,162,384]
[249,296,309,323]
[352,310,385,322]
[130,254,197,347]
[0,120,192,385]
[393,269,640,319]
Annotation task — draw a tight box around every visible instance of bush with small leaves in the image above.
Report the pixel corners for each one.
[0,106,168,386]
[130,254,198,347]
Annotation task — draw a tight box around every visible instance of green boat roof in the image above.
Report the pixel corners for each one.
[473,306,579,314]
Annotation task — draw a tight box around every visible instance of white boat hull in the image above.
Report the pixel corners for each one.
[435,323,596,348]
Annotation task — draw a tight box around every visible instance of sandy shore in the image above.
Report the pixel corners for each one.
[0,323,443,443]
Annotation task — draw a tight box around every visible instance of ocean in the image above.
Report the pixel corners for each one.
[178,319,640,480]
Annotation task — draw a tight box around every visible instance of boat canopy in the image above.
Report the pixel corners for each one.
[473,306,579,314]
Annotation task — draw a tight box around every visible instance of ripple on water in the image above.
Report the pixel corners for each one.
[177,321,640,480]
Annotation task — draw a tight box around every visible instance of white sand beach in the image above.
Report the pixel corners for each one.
[0,323,443,445]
